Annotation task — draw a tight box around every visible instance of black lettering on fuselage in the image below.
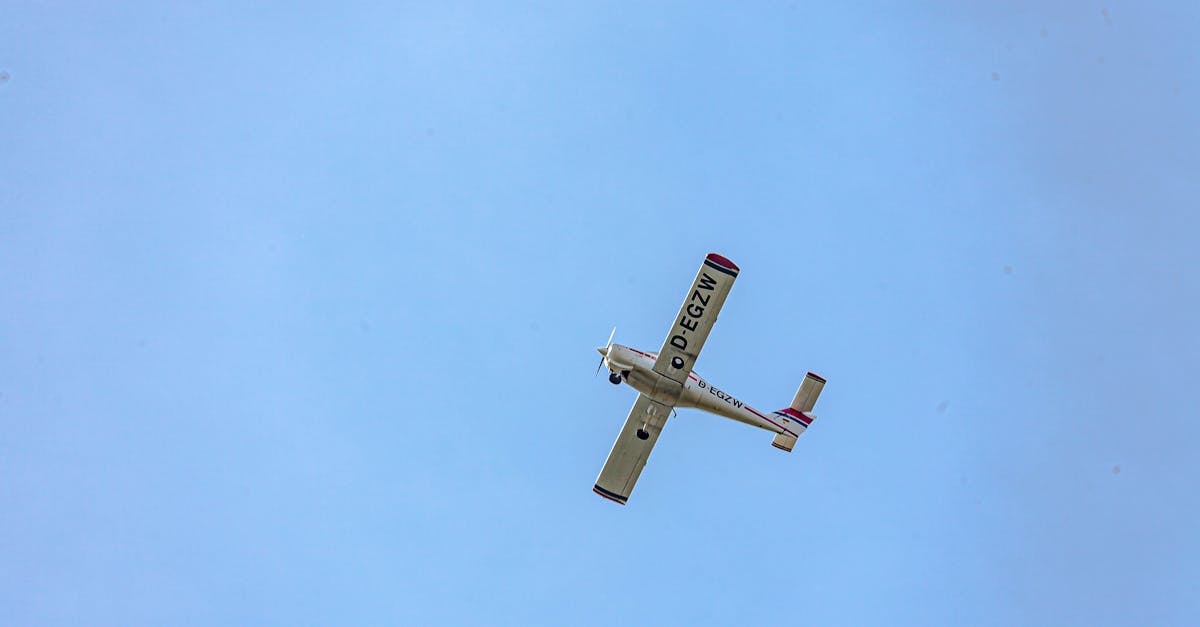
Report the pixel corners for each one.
[708,385,743,409]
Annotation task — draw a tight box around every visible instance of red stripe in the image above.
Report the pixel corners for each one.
[776,408,812,426]
[705,253,739,272]
[746,406,798,436]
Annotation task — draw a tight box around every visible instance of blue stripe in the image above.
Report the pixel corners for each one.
[703,259,738,277]
[774,412,809,429]
[593,484,628,504]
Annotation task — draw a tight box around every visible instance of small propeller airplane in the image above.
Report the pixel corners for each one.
[593,253,826,505]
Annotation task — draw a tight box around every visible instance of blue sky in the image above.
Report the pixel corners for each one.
[2,2,1198,625]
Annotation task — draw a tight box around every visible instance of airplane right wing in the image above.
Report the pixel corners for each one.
[593,393,673,505]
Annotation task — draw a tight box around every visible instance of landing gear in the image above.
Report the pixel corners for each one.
[636,428,650,440]
[608,372,622,385]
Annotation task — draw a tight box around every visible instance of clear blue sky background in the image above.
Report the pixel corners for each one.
[3,2,1198,625]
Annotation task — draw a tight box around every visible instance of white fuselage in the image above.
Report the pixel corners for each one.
[601,344,804,438]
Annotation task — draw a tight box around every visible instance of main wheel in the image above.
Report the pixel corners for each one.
[636,428,649,440]
[608,372,622,385]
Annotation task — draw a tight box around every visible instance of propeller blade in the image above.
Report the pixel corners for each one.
[595,326,617,377]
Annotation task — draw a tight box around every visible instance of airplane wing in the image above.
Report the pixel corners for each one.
[651,253,739,383]
[593,393,673,505]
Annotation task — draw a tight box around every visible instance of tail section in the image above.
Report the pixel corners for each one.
[770,372,826,452]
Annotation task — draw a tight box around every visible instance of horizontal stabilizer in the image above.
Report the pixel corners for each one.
[791,372,826,413]
[772,432,798,452]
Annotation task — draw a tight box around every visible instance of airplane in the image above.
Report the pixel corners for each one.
[592,253,826,505]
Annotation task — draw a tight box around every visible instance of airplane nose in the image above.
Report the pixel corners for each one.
[596,346,609,356]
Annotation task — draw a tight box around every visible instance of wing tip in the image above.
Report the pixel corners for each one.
[705,252,739,273]
[806,371,827,384]
[593,484,629,505]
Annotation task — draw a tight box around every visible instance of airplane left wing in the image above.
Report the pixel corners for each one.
[651,253,739,384]
[593,393,673,505]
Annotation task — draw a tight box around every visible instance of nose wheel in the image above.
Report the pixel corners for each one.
[608,372,622,385]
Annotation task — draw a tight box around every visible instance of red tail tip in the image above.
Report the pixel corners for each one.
[705,253,739,271]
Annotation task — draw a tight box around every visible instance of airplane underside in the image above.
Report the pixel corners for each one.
[590,253,825,505]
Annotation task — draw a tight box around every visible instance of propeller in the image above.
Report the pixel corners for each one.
[595,326,617,376]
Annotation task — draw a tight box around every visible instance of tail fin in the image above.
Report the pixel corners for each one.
[770,372,826,452]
